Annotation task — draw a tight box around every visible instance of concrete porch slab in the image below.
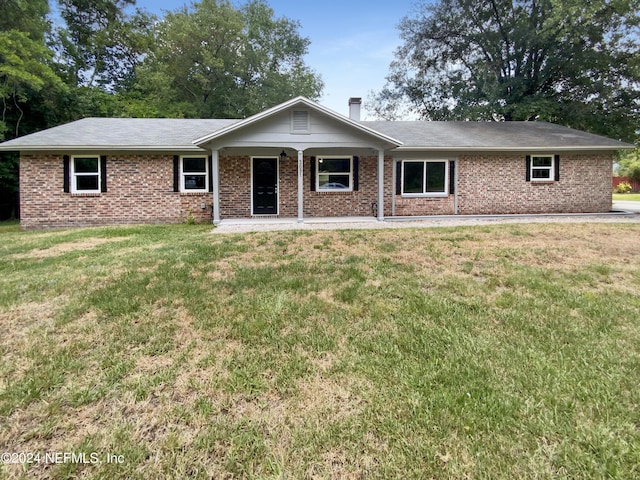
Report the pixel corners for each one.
[218,216,377,226]
[212,211,638,234]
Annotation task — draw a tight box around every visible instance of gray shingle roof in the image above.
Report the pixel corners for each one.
[0,117,632,152]
[0,118,239,151]
[361,121,632,150]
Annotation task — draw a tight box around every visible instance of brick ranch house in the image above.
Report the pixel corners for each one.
[0,96,633,229]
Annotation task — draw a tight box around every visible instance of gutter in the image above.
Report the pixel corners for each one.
[0,145,208,153]
[392,145,634,152]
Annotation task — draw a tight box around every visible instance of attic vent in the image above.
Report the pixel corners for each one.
[291,110,310,133]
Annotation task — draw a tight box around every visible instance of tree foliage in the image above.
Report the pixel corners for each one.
[0,0,63,140]
[618,148,640,180]
[372,0,640,141]
[0,0,323,218]
[55,0,155,89]
[123,0,322,118]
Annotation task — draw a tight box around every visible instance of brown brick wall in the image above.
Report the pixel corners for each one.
[456,153,612,214]
[394,195,456,216]
[219,155,391,218]
[20,151,613,228]
[303,156,383,218]
[20,154,212,229]
[219,156,251,218]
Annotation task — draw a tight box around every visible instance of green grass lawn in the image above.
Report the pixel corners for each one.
[613,193,640,201]
[1,223,640,479]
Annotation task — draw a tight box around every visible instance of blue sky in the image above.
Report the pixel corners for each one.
[133,0,419,118]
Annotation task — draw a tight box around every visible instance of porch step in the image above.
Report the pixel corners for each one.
[219,216,377,226]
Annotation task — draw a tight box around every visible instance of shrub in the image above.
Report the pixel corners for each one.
[614,182,632,194]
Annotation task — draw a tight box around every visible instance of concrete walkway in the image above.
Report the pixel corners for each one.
[212,211,640,234]
[613,200,640,213]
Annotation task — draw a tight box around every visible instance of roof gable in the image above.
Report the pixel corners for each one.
[192,96,403,148]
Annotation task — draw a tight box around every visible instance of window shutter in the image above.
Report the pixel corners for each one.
[310,156,316,191]
[100,155,107,192]
[525,155,531,182]
[208,155,213,192]
[63,155,70,193]
[353,156,359,191]
[173,155,179,192]
[449,160,456,194]
[554,154,560,181]
[395,161,402,195]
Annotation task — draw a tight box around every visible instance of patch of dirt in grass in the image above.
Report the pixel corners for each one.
[366,225,640,293]
[293,374,366,423]
[11,236,129,259]
[0,299,68,383]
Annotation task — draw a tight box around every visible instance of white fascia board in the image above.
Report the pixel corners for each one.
[192,96,404,148]
[2,145,207,153]
[392,145,634,152]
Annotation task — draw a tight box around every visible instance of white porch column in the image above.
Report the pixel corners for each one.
[211,149,221,225]
[377,148,385,221]
[297,150,304,223]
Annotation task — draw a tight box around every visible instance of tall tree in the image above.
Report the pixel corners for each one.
[0,0,63,219]
[124,0,323,118]
[372,0,640,141]
[55,0,155,90]
[0,0,62,140]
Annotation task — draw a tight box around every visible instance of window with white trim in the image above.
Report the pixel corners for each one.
[317,156,353,191]
[71,156,101,193]
[402,160,448,196]
[530,155,554,181]
[181,156,208,192]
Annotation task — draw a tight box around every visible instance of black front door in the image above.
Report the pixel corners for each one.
[252,158,278,215]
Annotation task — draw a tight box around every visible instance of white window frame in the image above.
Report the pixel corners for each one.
[71,155,101,194]
[316,156,353,192]
[180,155,208,193]
[530,154,554,182]
[401,159,449,197]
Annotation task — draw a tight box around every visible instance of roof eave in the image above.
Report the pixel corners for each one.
[392,145,634,152]
[0,145,207,153]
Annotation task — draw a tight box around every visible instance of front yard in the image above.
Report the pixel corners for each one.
[1,223,639,479]
[613,193,640,201]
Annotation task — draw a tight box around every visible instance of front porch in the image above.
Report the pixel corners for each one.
[192,97,403,225]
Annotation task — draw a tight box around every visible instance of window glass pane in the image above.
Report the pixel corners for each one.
[532,156,552,167]
[532,169,551,179]
[403,162,424,194]
[318,158,350,173]
[74,157,99,173]
[426,162,446,192]
[184,174,206,189]
[183,157,206,172]
[76,175,99,191]
[318,174,350,190]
